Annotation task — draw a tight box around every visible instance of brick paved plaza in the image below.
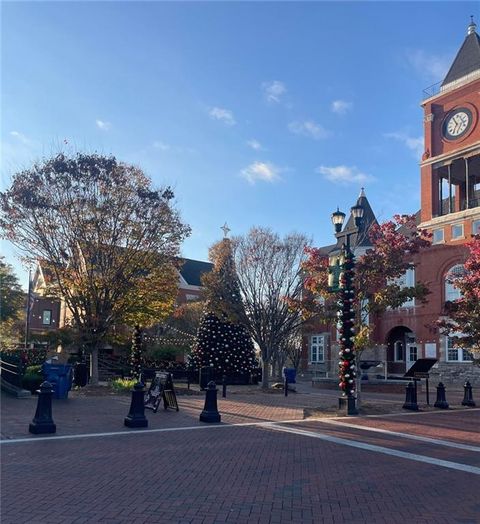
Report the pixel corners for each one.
[1,382,479,524]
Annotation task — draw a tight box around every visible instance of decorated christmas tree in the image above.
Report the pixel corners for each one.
[189,231,257,377]
[130,325,143,381]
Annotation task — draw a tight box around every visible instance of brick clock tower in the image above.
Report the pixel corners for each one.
[420,18,480,241]
[414,18,480,378]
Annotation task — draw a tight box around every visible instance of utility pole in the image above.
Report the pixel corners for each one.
[24,269,32,349]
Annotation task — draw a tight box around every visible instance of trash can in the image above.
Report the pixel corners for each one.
[199,366,216,390]
[42,363,73,399]
[283,368,296,384]
[73,362,89,387]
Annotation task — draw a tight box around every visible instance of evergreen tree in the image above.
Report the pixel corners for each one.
[130,325,143,381]
[190,238,257,376]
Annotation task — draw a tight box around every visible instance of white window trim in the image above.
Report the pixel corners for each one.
[451,223,464,240]
[394,341,404,362]
[445,264,465,302]
[389,267,415,308]
[446,336,473,363]
[310,334,326,363]
[432,228,445,244]
[472,220,480,236]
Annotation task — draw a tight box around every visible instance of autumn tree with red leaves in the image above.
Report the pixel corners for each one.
[299,214,431,396]
[438,235,480,365]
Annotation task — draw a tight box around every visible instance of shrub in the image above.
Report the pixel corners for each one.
[22,365,43,393]
[110,378,137,393]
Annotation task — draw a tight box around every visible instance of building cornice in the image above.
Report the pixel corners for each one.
[421,70,480,105]
[419,207,480,230]
[420,141,480,168]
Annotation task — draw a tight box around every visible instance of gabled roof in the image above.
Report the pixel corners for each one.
[396,210,421,237]
[179,258,213,286]
[442,22,480,86]
[325,189,378,255]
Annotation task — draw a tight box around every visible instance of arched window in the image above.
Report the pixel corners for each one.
[445,264,465,302]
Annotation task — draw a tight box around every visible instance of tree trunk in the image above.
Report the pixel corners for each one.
[90,346,99,385]
[261,359,270,389]
[271,359,278,380]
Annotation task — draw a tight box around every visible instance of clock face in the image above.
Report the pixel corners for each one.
[443,108,472,140]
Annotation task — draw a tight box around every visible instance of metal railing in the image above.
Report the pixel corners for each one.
[422,68,480,100]
[0,358,26,388]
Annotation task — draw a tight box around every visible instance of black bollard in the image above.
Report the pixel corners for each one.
[402,381,419,411]
[222,375,227,398]
[124,382,148,428]
[284,376,288,397]
[434,382,449,409]
[200,381,221,423]
[462,380,476,407]
[29,381,56,434]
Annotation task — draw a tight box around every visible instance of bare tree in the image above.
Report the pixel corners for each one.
[1,153,190,383]
[280,330,303,371]
[231,228,309,389]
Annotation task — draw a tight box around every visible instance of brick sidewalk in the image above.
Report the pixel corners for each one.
[2,418,479,523]
[1,380,474,440]
[2,382,480,523]
[0,384,333,440]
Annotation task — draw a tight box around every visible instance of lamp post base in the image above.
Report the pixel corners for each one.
[339,396,358,416]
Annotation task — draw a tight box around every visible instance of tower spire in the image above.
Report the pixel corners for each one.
[468,15,477,35]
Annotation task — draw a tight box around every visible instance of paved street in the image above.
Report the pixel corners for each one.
[1,384,479,523]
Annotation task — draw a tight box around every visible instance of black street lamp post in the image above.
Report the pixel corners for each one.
[330,203,364,416]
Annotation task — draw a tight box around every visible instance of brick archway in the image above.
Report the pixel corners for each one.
[386,326,415,375]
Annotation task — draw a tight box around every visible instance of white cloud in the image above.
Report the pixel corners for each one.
[9,131,31,145]
[316,165,375,185]
[406,49,453,81]
[208,107,236,126]
[385,132,424,158]
[247,139,263,151]
[96,119,111,131]
[331,100,353,115]
[262,80,286,104]
[288,120,329,140]
[153,141,171,151]
[240,161,281,185]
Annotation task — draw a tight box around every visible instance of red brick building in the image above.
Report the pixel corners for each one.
[303,21,480,385]
[28,258,212,340]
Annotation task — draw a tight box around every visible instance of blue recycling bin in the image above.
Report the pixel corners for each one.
[283,368,296,384]
[42,362,73,399]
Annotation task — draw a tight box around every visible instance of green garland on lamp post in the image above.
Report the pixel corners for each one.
[330,203,364,416]
[130,325,143,382]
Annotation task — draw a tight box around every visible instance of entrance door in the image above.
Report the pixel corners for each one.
[406,344,418,371]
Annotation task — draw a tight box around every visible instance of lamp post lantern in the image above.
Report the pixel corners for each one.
[330,201,364,416]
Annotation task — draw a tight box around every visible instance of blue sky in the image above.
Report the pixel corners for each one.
[1,1,479,289]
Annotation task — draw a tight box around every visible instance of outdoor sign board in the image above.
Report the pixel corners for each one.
[144,371,179,413]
